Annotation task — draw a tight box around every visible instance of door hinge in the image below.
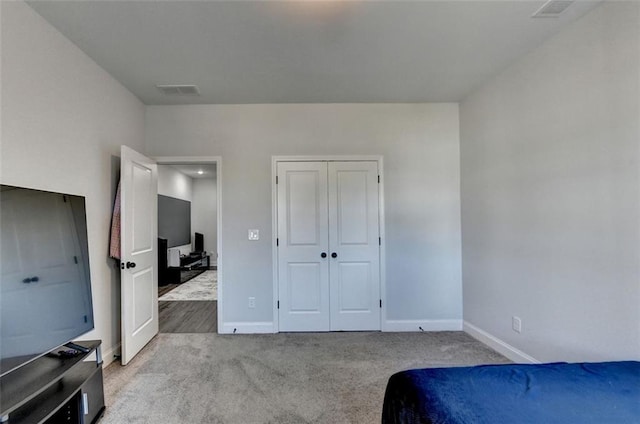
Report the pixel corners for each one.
[277,301,280,309]
[63,195,68,203]
[276,175,278,184]
[73,256,78,264]
[378,175,380,183]
[379,237,381,246]
[380,299,382,308]
[276,238,279,246]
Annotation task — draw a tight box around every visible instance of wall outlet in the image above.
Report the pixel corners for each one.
[248,229,259,241]
[248,297,256,308]
[512,316,522,333]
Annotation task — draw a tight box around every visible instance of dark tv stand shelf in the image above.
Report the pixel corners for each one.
[179,252,210,270]
[0,340,105,424]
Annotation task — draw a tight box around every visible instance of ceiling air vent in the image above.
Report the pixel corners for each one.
[532,0,573,18]
[156,84,200,96]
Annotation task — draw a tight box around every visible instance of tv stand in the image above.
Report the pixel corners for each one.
[179,252,210,270]
[0,340,105,424]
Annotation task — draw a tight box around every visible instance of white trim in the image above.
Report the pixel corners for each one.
[221,322,275,334]
[272,155,383,163]
[101,342,121,367]
[463,321,540,364]
[384,319,463,332]
[154,156,224,334]
[271,155,386,333]
[271,158,280,332]
[378,159,387,331]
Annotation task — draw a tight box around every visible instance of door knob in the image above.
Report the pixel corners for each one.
[331,252,338,258]
[321,252,327,258]
[126,261,136,269]
[22,276,39,283]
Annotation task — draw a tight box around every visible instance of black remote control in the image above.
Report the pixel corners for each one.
[57,349,80,358]
[64,342,91,353]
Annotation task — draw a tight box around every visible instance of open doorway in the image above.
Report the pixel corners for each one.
[153,157,222,334]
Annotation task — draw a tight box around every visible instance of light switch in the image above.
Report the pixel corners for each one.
[248,229,259,241]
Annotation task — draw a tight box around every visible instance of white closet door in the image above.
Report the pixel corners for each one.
[277,162,330,331]
[328,161,381,331]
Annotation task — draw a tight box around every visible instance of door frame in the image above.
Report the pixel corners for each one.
[154,156,223,333]
[271,155,387,333]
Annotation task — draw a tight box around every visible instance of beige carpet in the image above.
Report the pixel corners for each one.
[102,332,508,424]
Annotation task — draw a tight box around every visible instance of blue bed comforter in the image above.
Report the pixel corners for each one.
[381,361,640,424]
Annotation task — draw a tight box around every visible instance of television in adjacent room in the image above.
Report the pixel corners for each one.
[158,195,191,247]
[0,185,95,376]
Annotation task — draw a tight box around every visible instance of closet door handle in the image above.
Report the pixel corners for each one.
[126,261,136,269]
[331,252,337,258]
[321,252,327,258]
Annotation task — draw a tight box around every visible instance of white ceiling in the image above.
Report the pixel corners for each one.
[168,164,217,179]
[27,0,601,105]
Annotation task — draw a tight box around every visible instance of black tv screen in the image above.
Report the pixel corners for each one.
[158,195,191,248]
[0,185,95,376]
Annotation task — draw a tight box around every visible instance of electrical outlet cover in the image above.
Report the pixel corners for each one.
[512,316,522,333]
[248,229,259,240]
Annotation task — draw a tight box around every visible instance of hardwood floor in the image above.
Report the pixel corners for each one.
[158,267,218,333]
[159,300,217,333]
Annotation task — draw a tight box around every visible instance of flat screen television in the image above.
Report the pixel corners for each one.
[0,185,95,376]
[158,194,191,247]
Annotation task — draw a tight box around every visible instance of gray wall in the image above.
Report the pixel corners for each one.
[1,1,146,363]
[192,177,218,262]
[158,165,193,201]
[145,104,461,328]
[460,2,640,362]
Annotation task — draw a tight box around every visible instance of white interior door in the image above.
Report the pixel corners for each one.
[120,146,158,365]
[277,162,330,331]
[328,162,381,331]
[276,160,381,332]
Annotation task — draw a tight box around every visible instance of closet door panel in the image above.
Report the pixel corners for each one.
[277,162,330,332]
[328,162,381,331]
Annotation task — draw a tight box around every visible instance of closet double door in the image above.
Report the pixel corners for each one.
[277,161,381,332]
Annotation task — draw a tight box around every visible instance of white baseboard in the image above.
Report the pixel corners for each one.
[101,343,121,367]
[221,321,275,334]
[221,320,464,334]
[384,319,463,332]
[463,321,539,364]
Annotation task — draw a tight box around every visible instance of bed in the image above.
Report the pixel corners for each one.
[381,361,640,424]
